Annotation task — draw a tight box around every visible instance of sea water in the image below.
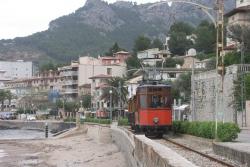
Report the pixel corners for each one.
[0,129,49,140]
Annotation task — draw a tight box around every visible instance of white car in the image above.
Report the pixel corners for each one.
[27,115,36,121]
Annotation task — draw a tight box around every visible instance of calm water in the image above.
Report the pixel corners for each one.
[0,129,49,140]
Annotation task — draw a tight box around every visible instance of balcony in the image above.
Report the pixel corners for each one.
[61,88,78,94]
[61,71,78,77]
[62,80,78,85]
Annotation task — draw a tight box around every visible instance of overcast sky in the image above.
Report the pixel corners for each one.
[0,0,159,40]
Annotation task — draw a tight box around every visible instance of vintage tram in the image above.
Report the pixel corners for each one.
[128,82,172,137]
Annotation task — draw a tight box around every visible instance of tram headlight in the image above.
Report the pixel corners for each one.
[153,117,159,124]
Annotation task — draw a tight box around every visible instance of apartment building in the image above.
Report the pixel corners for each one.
[225,0,250,46]
[4,70,61,109]
[0,60,35,89]
[58,62,79,100]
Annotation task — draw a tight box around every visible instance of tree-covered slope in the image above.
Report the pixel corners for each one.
[0,0,234,63]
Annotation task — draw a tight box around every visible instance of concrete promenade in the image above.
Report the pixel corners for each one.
[213,127,250,166]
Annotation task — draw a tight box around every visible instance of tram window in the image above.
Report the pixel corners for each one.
[140,95,147,108]
[151,96,159,108]
[151,95,171,108]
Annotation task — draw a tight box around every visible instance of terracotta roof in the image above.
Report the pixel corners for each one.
[89,74,112,79]
[225,5,250,17]
[79,84,91,88]
[224,44,237,50]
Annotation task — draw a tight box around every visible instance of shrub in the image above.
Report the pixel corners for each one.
[81,118,111,125]
[172,121,240,142]
[217,122,241,142]
[118,118,129,126]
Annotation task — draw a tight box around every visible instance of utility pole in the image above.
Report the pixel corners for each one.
[118,81,122,120]
[241,42,247,127]
[191,57,195,121]
[215,0,225,139]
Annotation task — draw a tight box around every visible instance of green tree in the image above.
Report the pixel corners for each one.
[168,22,194,55]
[5,90,13,106]
[81,94,91,109]
[245,74,250,100]
[168,32,193,55]
[224,52,250,66]
[101,77,128,107]
[194,20,216,53]
[0,90,7,111]
[228,24,250,51]
[172,72,192,102]
[40,62,56,72]
[105,42,124,56]
[170,22,193,35]
[133,35,151,53]
[151,38,164,50]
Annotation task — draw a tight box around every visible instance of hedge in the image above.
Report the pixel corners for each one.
[81,118,111,125]
[118,118,129,126]
[173,121,240,142]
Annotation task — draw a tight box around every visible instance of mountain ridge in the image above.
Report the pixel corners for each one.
[0,0,235,63]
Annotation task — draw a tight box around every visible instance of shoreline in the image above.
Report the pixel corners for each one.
[0,127,127,167]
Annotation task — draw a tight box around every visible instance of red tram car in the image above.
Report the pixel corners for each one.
[128,83,172,137]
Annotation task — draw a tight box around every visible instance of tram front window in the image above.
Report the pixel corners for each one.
[139,95,171,108]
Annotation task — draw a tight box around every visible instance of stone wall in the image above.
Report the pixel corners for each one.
[111,125,197,167]
[192,64,250,124]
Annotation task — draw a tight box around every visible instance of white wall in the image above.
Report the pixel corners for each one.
[78,64,127,86]
[236,0,250,7]
[0,61,33,80]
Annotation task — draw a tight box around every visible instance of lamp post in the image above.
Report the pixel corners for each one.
[109,89,113,121]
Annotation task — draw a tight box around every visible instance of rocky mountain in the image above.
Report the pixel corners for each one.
[0,0,235,63]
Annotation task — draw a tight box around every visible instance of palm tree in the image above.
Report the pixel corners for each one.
[5,90,12,107]
[0,90,7,111]
[101,77,128,108]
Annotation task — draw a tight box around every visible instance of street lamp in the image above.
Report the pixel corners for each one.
[109,89,113,121]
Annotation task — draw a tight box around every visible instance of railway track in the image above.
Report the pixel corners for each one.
[148,135,240,167]
[125,126,240,166]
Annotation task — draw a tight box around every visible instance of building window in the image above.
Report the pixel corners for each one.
[107,68,112,75]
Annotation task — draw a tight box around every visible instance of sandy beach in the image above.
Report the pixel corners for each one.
[0,128,127,167]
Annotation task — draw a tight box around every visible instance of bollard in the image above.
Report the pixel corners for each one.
[45,122,48,138]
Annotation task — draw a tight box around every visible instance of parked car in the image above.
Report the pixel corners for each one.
[0,112,17,120]
[26,115,36,121]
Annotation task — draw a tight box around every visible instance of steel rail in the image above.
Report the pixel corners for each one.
[162,136,235,167]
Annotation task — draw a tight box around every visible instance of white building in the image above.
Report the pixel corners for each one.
[0,60,34,89]
[127,76,143,99]
[225,0,250,46]
[58,62,79,100]
[137,48,168,66]
[236,0,250,8]
[78,56,127,86]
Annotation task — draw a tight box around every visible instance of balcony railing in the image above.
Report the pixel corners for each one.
[61,88,78,94]
[61,71,78,77]
[62,80,78,85]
